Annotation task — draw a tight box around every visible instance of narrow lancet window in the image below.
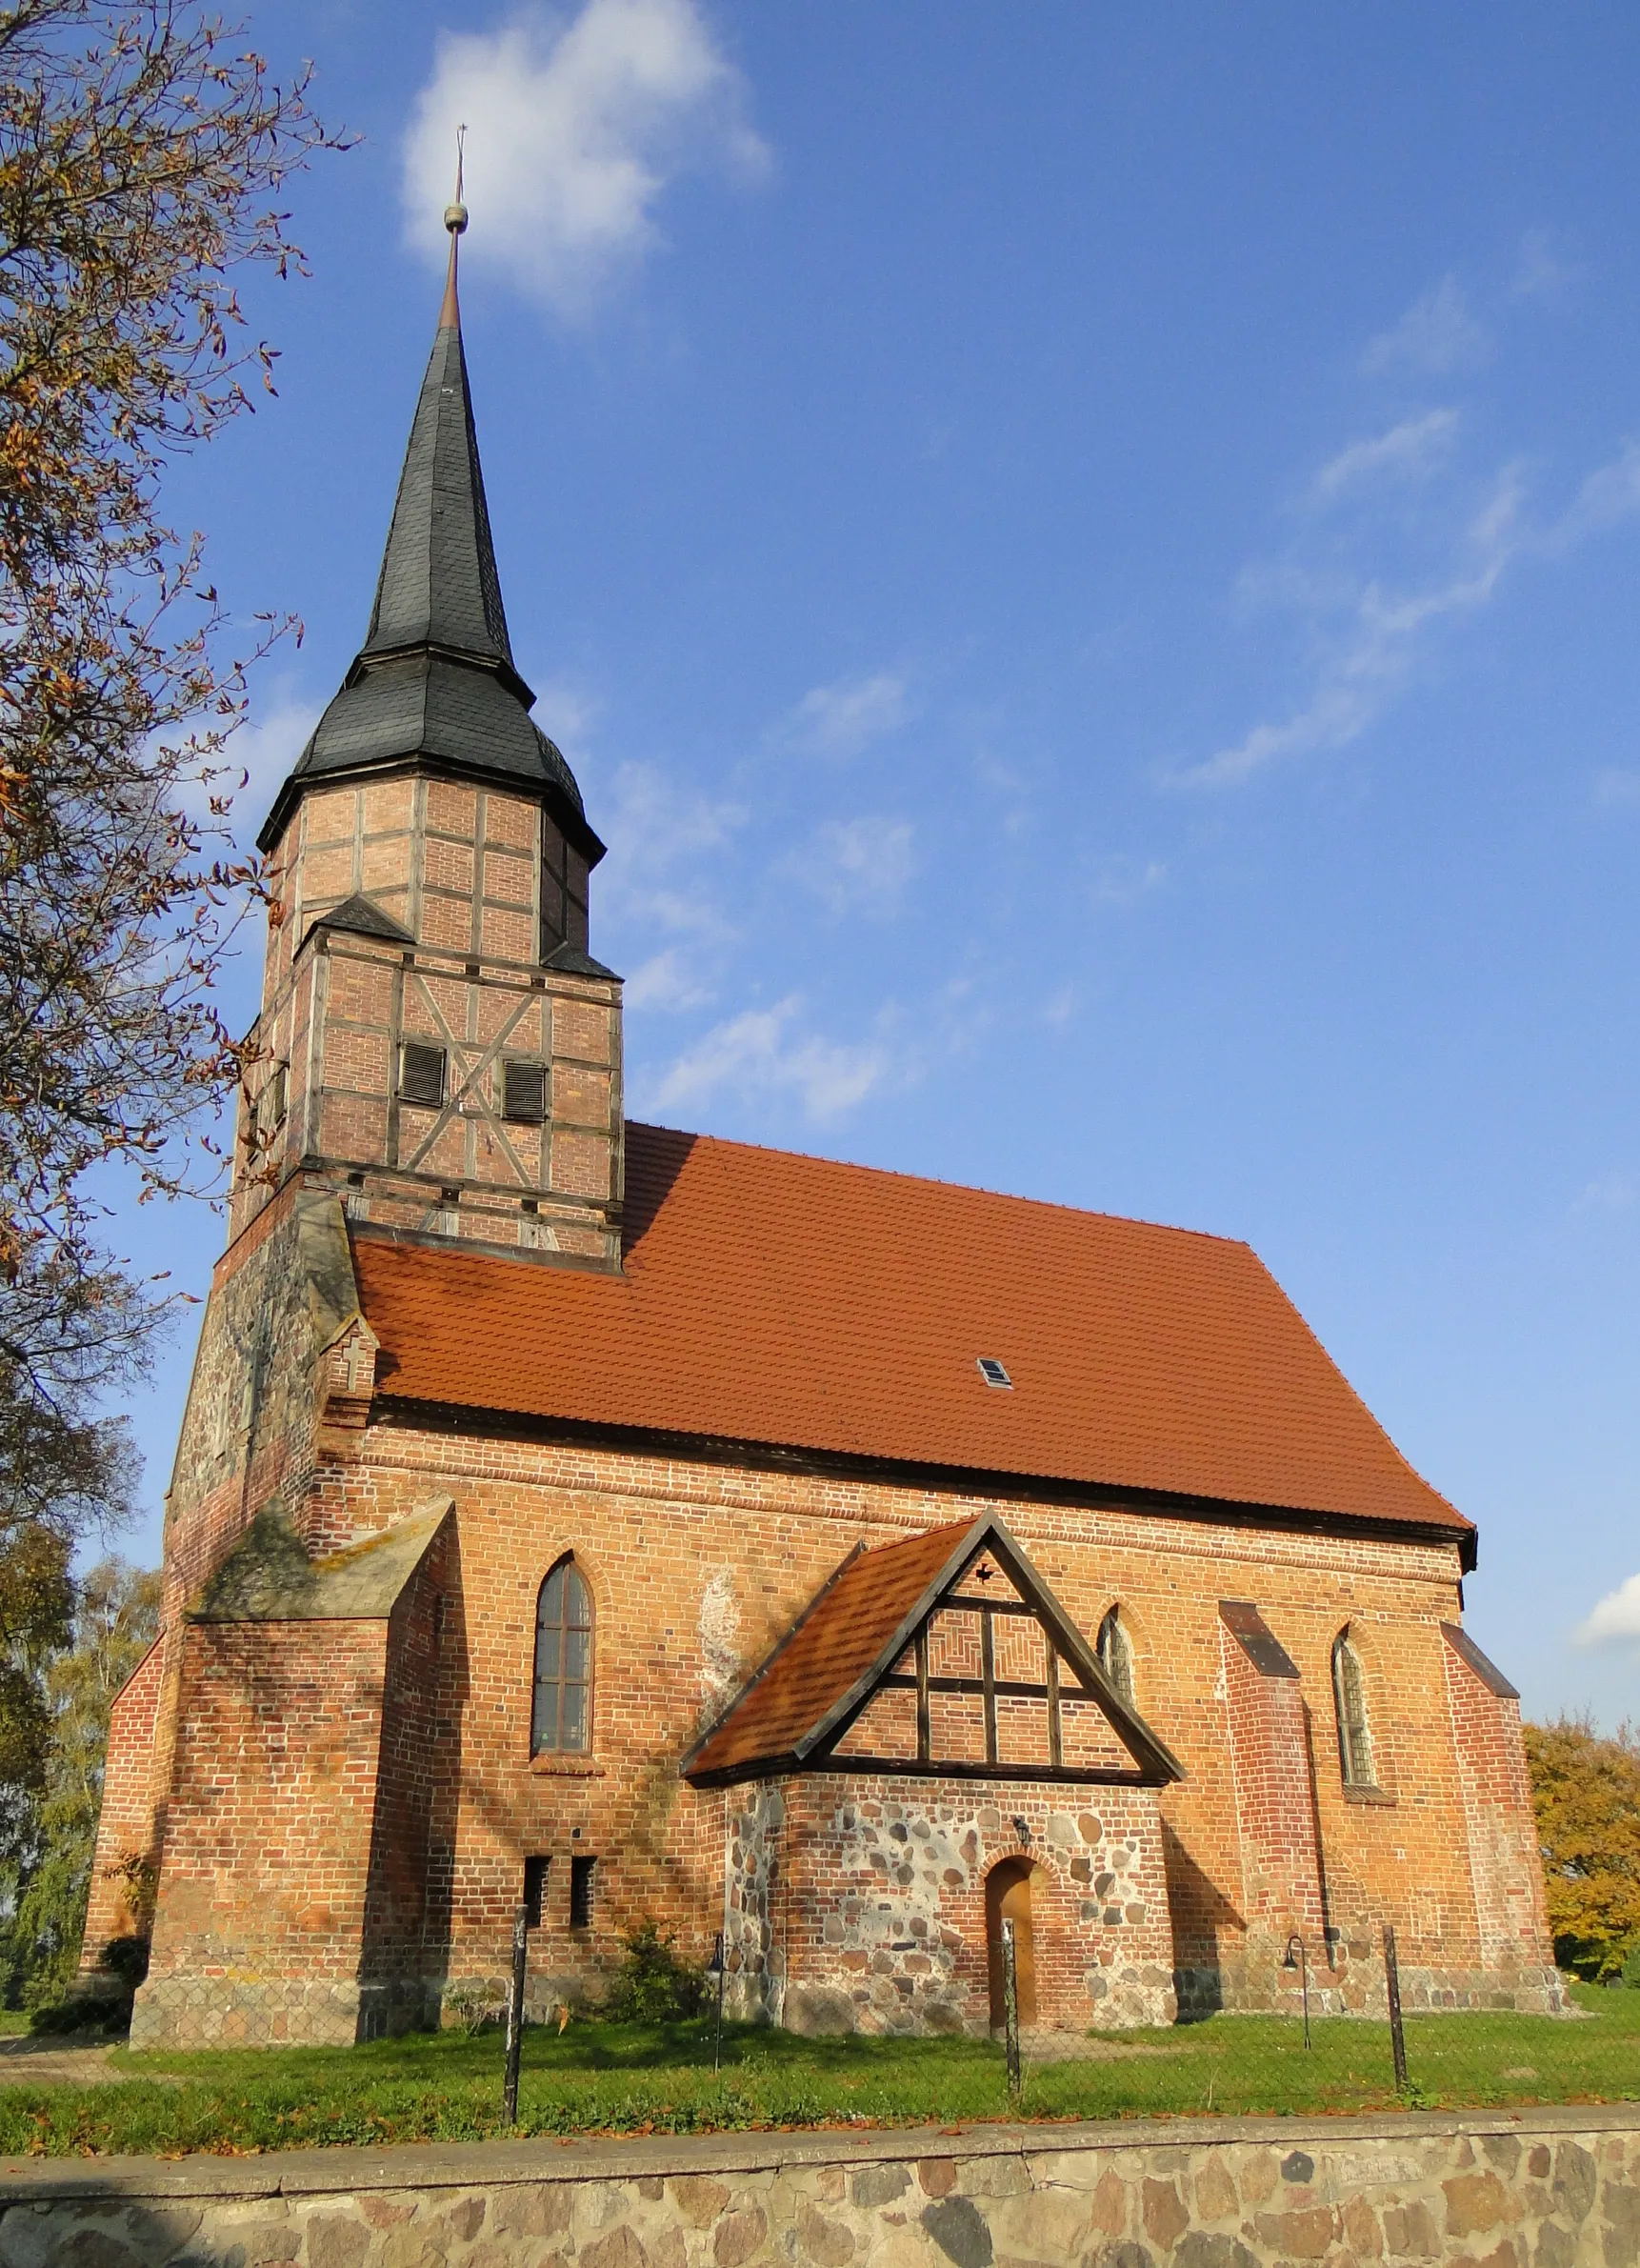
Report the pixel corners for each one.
[532,1556,592,1755]
[1096,1606,1135,1706]
[1332,1629,1375,1788]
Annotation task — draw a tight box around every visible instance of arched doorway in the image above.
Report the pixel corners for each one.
[985,1858,1038,2028]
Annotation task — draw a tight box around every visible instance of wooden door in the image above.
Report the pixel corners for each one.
[986,1858,1038,2028]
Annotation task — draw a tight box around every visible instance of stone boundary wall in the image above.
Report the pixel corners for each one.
[4,2103,1639,2268]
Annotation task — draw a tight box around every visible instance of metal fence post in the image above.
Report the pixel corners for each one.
[710,1930,727,2074]
[1284,1933,1311,2049]
[503,1904,529,2125]
[1383,1923,1409,2092]
[1001,1917,1022,2104]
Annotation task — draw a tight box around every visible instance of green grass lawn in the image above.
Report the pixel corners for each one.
[2,1985,1636,2158]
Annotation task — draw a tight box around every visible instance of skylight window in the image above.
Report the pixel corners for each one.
[977,1357,1012,1390]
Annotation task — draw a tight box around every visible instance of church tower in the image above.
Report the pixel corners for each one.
[235,206,623,1270]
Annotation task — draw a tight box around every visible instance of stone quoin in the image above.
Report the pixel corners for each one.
[82,212,1560,2050]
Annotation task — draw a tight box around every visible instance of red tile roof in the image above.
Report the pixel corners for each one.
[352,1122,1470,1545]
[686,1525,961,1785]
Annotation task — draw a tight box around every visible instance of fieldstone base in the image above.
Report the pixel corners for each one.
[726,1775,1178,2037]
[2,2105,1637,2268]
[129,1972,441,2049]
[1176,1957,1572,2021]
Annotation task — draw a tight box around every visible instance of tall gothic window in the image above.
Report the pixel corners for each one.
[1332,1629,1374,1788]
[1096,1606,1135,1706]
[532,1557,592,1755]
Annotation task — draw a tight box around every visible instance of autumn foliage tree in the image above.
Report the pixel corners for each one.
[1523,1716,1640,1982]
[0,3,337,2002]
[0,2,338,1527]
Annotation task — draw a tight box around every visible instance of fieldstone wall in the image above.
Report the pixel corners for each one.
[3,2106,1638,2268]
[724,1775,1175,2037]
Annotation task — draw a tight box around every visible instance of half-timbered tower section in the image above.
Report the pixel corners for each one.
[82,232,1560,2051]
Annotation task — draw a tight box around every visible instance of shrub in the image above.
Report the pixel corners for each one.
[603,1918,706,2022]
[443,1981,498,2036]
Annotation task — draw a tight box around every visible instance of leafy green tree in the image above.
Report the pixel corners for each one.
[0,1555,158,2009]
[0,1520,72,1920]
[1523,1716,1640,1982]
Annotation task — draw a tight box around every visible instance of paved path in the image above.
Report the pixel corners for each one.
[0,2033,124,2088]
[1016,2026,1175,2062]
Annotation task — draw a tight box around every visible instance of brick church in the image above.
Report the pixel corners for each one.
[88,223,1560,2050]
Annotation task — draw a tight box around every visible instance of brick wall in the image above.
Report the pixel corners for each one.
[1216,1615,1328,2012]
[104,1192,1559,2045]
[132,1617,394,2047]
[119,1403,1553,2042]
[1443,1632,1556,1994]
[80,1639,166,1965]
[357,1524,463,2029]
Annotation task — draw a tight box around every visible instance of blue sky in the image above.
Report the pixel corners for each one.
[110,2,1640,1727]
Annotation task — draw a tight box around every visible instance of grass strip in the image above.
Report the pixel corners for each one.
[2,1984,1635,2158]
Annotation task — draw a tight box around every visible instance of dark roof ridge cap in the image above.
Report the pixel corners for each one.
[543,941,622,981]
[1440,1620,1520,1699]
[305,891,415,947]
[342,638,536,710]
[626,1119,1256,1254]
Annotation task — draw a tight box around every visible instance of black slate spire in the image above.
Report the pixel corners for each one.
[258,228,601,864]
[359,251,512,669]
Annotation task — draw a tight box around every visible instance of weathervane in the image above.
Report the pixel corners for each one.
[445,124,469,236]
[439,126,468,327]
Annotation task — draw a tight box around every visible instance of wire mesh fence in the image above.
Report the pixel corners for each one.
[1002,1942,1640,2124]
[2,1927,1637,2156]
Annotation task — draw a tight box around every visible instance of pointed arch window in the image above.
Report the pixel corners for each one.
[533,1556,592,1755]
[1332,1629,1375,1788]
[1096,1606,1135,1707]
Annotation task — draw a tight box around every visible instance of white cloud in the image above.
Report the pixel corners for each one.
[601,760,746,880]
[533,676,602,760]
[1575,1572,1640,1648]
[402,0,768,318]
[1311,411,1459,503]
[1553,439,1640,549]
[779,671,910,757]
[1363,276,1485,376]
[594,760,746,1005]
[1595,769,1640,808]
[623,946,711,1010]
[1510,227,1575,303]
[1184,467,1526,789]
[652,997,888,1118]
[1090,856,1166,908]
[791,817,917,916]
[1574,1171,1638,1215]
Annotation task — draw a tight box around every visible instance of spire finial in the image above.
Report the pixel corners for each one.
[439,125,468,329]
